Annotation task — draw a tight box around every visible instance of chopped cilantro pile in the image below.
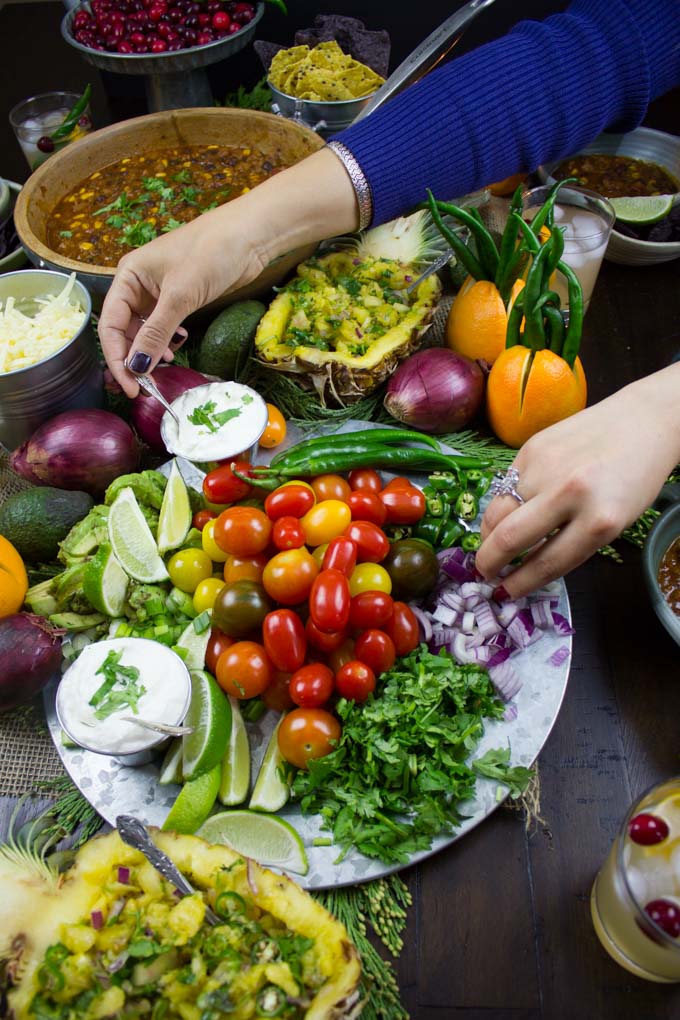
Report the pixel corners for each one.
[290,646,533,864]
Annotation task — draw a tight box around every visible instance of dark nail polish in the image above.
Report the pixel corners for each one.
[493,585,511,603]
[169,330,187,347]
[128,351,152,373]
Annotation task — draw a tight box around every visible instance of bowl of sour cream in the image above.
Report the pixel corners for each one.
[160,381,269,464]
[56,637,192,765]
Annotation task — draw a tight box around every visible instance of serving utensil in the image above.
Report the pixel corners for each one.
[117,814,221,925]
[125,364,180,426]
[119,715,195,737]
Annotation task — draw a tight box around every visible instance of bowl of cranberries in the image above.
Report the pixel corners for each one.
[62,0,262,69]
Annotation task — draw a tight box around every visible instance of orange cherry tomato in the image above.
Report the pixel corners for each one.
[259,403,287,448]
[311,473,352,504]
[214,506,272,557]
[262,547,319,605]
[328,637,356,674]
[223,553,267,585]
[277,708,341,770]
[215,641,273,699]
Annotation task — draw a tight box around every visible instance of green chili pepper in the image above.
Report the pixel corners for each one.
[430,194,500,281]
[454,491,479,521]
[251,938,280,965]
[426,190,487,281]
[256,985,288,1017]
[427,471,463,492]
[495,189,524,291]
[556,259,584,367]
[215,890,247,917]
[544,223,565,279]
[51,84,91,141]
[522,239,554,351]
[505,288,525,349]
[413,517,445,545]
[250,447,491,483]
[461,531,482,552]
[270,428,442,467]
[438,520,466,548]
[543,304,566,354]
[464,469,491,496]
[240,698,267,723]
[38,944,70,992]
[425,493,447,517]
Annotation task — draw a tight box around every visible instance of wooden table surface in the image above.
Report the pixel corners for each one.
[2,3,680,1017]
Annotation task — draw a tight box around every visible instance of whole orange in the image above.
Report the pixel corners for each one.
[0,535,28,618]
[446,277,524,365]
[487,172,528,197]
[486,346,587,448]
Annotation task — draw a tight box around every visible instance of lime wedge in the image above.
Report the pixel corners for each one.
[198,810,308,875]
[182,669,232,781]
[157,460,192,554]
[82,542,128,616]
[159,737,183,785]
[610,195,675,224]
[249,717,289,813]
[218,698,250,806]
[108,487,169,583]
[162,763,221,834]
[176,619,211,671]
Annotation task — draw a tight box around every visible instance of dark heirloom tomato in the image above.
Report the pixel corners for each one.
[321,536,357,576]
[347,490,387,527]
[262,669,294,712]
[383,601,420,656]
[309,568,351,634]
[205,627,234,675]
[202,460,254,505]
[305,617,347,653]
[262,548,318,605]
[344,521,390,563]
[328,637,356,673]
[354,629,396,676]
[214,506,272,557]
[348,468,382,494]
[272,515,306,551]
[383,538,440,599]
[264,484,315,521]
[289,663,335,708]
[277,707,341,770]
[335,660,376,703]
[348,590,394,630]
[379,485,426,525]
[212,580,272,638]
[223,553,267,585]
[215,640,273,699]
[262,609,307,673]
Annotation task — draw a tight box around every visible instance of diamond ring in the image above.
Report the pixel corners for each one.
[489,467,525,505]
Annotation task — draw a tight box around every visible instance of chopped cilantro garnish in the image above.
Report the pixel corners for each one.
[89,650,146,721]
[120,221,158,247]
[59,230,72,238]
[161,218,183,233]
[187,399,242,434]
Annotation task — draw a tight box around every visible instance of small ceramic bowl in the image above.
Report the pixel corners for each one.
[642,500,680,649]
[0,181,28,274]
[537,127,680,266]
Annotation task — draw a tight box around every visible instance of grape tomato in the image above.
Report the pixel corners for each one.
[272,516,306,551]
[259,404,286,448]
[192,509,216,531]
[301,500,352,547]
[289,663,335,708]
[223,552,266,585]
[349,590,394,630]
[202,518,229,563]
[205,628,234,675]
[347,491,387,527]
[203,460,254,505]
[335,660,376,703]
[262,669,294,712]
[344,521,390,563]
[262,609,307,673]
[309,568,351,634]
[322,536,357,576]
[354,629,396,676]
[305,617,347,653]
[311,473,352,503]
[379,485,426,525]
[348,468,382,494]
[383,601,420,656]
[264,484,315,521]
[348,562,392,597]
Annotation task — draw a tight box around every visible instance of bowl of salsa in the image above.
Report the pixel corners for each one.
[643,498,680,650]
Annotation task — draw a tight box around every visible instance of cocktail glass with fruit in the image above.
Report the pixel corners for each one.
[591,777,680,982]
[9,91,92,172]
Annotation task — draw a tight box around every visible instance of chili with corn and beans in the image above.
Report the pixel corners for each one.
[658,536,680,618]
[552,154,679,199]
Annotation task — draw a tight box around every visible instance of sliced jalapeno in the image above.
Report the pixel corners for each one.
[256,985,288,1016]
[215,890,247,917]
[438,520,465,548]
[251,938,280,965]
[461,532,482,552]
[425,494,447,517]
[413,517,445,545]
[455,492,479,521]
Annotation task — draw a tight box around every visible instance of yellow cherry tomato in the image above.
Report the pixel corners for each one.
[259,404,287,448]
[348,562,393,597]
[167,548,213,594]
[202,518,229,563]
[312,543,329,569]
[193,577,225,614]
[300,499,352,547]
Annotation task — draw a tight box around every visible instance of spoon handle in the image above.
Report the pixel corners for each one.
[124,362,180,424]
[119,715,195,737]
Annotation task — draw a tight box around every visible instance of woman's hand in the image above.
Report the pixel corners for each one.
[476,364,680,597]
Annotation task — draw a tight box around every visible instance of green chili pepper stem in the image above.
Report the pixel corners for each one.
[232,467,281,491]
[426,190,487,281]
[557,259,584,367]
[543,304,566,355]
[51,84,91,141]
[430,196,500,281]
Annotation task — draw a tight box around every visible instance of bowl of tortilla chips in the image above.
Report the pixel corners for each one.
[268,40,384,133]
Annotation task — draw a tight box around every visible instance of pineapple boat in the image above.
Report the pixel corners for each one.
[0,829,361,1020]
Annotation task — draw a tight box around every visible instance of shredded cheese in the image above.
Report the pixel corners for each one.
[0,273,87,374]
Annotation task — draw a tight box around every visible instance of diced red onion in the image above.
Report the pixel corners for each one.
[503,704,519,721]
[91,910,104,930]
[246,859,259,896]
[531,600,555,629]
[496,602,520,628]
[548,645,571,667]
[440,590,465,612]
[552,611,575,636]
[409,604,433,644]
[489,661,522,701]
[453,632,478,664]
[474,601,501,640]
[461,611,475,633]
[117,866,130,885]
[107,953,128,974]
[433,604,457,627]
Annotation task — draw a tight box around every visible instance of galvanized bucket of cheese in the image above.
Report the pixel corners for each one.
[0,269,103,451]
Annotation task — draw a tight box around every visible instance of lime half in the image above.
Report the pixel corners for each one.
[218,698,250,806]
[176,619,211,671]
[157,460,192,554]
[610,194,675,225]
[198,810,308,875]
[162,763,221,834]
[82,542,128,616]
[249,717,289,814]
[182,669,232,781]
[108,487,169,583]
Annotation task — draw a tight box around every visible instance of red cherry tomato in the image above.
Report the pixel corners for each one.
[344,521,390,563]
[264,484,315,521]
[192,509,216,531]
[262,548,318,605]
[277,708,341,770]
[205,627,234,675]
[289,663,335,708]
[347,490,387,527]
[383,601,420,656]
[215,641,273,699]
[311,473,351,503]
[381,476,414,492]
[349,590,394,630]
[354,629,396,676]
[328,637,356,673]
[202,460,254,505]
[348,468,382,494]
[379,486,426,525]
[262,669,294,712]
[305,617,348,653]
[321,536,357,577]
[262,609,307,673]
[335,660,376,703]
[309,568,351,634]
[214,507,272,557]
[272,515,306,551]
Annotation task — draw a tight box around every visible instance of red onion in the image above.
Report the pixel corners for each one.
[117,866,130,884]
[10,409,139,496]
[131,364,209,452]
[0,614,63,712]
[384,348,485,434]
[91,910,104,930]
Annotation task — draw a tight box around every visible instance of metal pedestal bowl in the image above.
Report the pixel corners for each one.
[61,2,264,112]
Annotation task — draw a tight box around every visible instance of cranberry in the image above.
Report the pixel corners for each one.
[133,40,149,51]
[629,813,670,846]
[117,38,134,51]
[232,0,252,15]
[36,136,55,154]
[151,37,167,50]
[182,27,197,44]
[73,10,93,29]
[167,38,183,49]
[197,12,210,25]
[157,21,172,36]
[211,10,230,30]
[196,29,213,43]
[226,20,240,32]
[165,28,179,40]
[183,13,198,25]
[645,899,680,939]
[206,0,220,11]
[110,12,126,24]
[148,4,166,20]
[167,6,182,20]
[129,29,146,44]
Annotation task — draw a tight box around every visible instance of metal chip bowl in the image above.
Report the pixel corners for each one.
[538,128,680,266]
[268,81,378,135]
[62,2,264,110]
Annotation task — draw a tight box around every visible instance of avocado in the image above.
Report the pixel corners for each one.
[196,300,266,380]
[0,487,94,562]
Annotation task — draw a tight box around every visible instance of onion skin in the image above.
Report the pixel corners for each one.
[10,409,139,496]
[0,614,62,712]
[384,348,485,434]
[131,364,209,453]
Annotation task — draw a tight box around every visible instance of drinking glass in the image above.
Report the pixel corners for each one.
[9,92,92,172]
[591,776,680,982]
[522,185,615,313]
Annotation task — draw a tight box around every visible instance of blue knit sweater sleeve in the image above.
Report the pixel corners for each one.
[333,0,680,227]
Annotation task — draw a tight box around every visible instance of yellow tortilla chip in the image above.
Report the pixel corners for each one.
[268,41,384,101]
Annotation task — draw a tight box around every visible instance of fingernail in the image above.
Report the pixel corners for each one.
[128,351,152,374]
[493,585,511,603]
[169,329,187,348]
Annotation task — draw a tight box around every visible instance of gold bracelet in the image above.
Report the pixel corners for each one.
[326,140,373,231]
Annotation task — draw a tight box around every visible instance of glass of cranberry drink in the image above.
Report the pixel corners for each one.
[9,92,93,171]
[591,777,680,981]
